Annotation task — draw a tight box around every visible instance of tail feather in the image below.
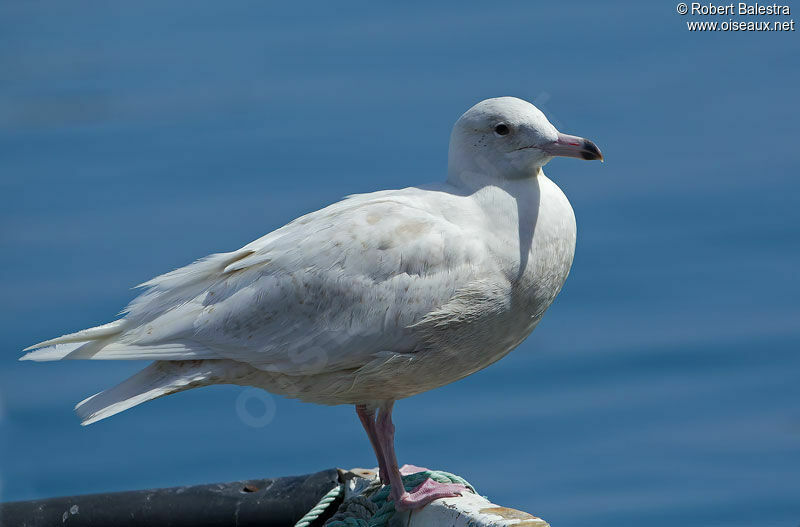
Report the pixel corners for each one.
[75,360,223,425]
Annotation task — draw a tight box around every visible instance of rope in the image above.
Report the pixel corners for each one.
[366,470,475,527]
[323,495,377,526]
[319,470,476,527]
[293,484,343,527]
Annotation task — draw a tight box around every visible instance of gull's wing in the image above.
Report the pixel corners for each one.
[23,191,491,375]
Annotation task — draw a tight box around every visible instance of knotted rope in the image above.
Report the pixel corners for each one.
[294,470,475,527]
[293,484,344,527]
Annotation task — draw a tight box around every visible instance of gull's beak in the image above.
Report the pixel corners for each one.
[541,133,603,161]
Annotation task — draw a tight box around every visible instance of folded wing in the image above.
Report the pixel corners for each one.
[23,193,489,375]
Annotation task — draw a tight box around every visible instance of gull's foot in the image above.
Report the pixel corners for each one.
[399,464,429,475]
[393,478,470,511]
[381,463,422,484]
[384,464,427,486]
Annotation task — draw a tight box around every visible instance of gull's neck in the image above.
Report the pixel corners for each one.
[446,165,545,197]
[446,144,545,194]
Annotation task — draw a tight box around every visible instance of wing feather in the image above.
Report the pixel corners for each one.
[26,191,492,371]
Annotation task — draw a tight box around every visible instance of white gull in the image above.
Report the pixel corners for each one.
[21,96,602,509]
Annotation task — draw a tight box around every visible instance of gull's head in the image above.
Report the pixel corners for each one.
[448,96,602,184]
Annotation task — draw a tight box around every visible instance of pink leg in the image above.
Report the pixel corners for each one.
[375,401,469,511]
[356,404,390,484]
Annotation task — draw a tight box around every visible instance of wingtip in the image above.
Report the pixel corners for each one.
[23,337,62,352]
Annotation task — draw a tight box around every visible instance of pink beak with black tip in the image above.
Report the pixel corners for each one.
[541,133,604,161]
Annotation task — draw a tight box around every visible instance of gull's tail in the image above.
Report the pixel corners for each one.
[20,317,244,425]
[75,360,227,425]
[18,248,263,424]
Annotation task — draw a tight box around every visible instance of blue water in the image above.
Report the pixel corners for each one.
[2,2,799,526]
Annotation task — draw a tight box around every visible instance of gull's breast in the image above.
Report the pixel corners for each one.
[517,174,577,319]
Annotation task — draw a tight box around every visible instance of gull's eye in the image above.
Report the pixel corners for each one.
[494,124,510,136]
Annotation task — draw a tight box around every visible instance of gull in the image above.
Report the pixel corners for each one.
[21,96,602,510]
